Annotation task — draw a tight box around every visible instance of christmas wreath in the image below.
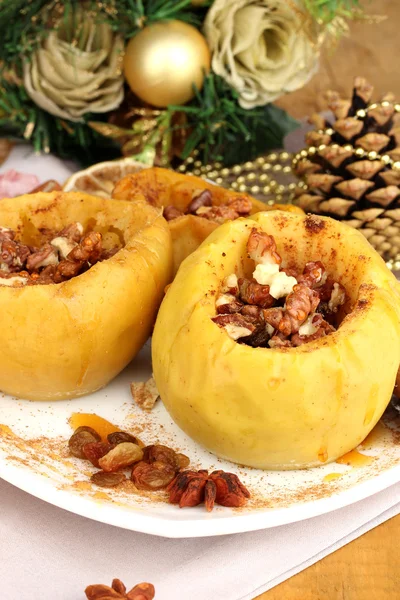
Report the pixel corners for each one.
[0,0,362,168]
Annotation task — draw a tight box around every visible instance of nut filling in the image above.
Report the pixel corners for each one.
[163,189,253,224]
[212,228,347,348]
[0,222,121,286]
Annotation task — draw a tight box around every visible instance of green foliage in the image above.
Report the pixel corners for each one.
[0,0,206,68]
[0,1,297,166]
[102,0,207,37]
[0,0,69,66]
[0,82,120,165]
[304,0,361,23]
[168,75,299,166]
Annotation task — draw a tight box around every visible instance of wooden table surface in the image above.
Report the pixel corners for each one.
[256,513,400,600]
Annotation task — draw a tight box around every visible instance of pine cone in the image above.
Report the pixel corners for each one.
[293,77,400,264]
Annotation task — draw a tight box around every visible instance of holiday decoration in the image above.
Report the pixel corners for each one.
[123,20,211,108]
[204,0,319,109]
[293,77,400,264]
[0,0,367,170]
[23,6,124,121]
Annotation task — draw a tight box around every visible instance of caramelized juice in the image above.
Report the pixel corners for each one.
[336,449,375,468]
[323,473,343,482]
[69,413,119,441]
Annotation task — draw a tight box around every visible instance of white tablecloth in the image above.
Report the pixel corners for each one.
[1,478,399,600]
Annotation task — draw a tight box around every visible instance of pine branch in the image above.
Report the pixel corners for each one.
[98,0,204,38]
[0,0,74,66]
[167,75,299,166]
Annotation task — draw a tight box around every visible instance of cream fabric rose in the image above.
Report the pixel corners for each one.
[23,10,124,122]
[204,0,320,109]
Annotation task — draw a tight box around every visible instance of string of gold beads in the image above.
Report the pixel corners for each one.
[179,150,296,202]
[292,143,400,172]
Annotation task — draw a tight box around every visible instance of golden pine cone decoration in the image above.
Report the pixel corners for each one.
[293,76,400,265]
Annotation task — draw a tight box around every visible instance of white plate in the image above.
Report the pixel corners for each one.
[0,342,400,538]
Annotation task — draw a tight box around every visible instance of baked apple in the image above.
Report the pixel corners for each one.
[112,167,303,274]
[152,211,400,469]
[0,191,172,400]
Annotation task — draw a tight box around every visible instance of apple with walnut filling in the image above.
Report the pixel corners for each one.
[152,211,400,469]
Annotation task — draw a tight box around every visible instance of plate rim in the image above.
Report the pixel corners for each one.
[1,457,400,538]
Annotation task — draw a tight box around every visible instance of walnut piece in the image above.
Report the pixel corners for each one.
[211,229,346,348]
[0,220,121,287]
[130,376,160,411]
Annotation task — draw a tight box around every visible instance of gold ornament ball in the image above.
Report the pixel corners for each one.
[123,20,211,108]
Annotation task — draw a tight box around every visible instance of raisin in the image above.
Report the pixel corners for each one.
[107,431,139,446]
[143,444,178,468]
[83,441,112,467]
[69,430,100,459]
[90,471,126,488]
[186,190,212,214]
[98,442,143,472]
[175,453,190,470]
[131,460,176,490]
[74,426,101,441]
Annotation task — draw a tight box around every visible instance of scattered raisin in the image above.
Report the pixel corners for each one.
[90,471,126,488]
[143,444,177,468]
[131,460,176,490]
[83,441,112,467]
[74,426,101,440]
[175,453,190,470]
[69,430,100,459]
[98,442,143,472]
[107,431,139,446]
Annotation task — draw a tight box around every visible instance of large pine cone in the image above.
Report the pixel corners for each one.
[293,77,400,264]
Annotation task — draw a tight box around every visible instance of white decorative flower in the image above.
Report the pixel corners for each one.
[23,8,124,122]
[204,0,320,109]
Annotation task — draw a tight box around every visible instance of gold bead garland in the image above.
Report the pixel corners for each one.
[292,143,400,173]
[179,150,297,204]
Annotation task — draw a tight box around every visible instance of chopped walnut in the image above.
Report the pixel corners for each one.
[239,278,275,308]
[163,189,253,224]
[58,222,84,242]
[130,376,160,411]
[216,293,244,314]
[247,228,281,265]
[291,314,335,346]
[0,221,121,287]
[211,313,255,340]
[50,236,77,259]
[1,238,31,272]
[187,189,212,214]
[328,282,346,312]
[285,284,320,333]
[211,229,346,347]
[0,226,15,241]
[199,205,238,224]
[227,196,253,215]
[26,243,59,271]
[222,273,239,294]
[163,205,184,221]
